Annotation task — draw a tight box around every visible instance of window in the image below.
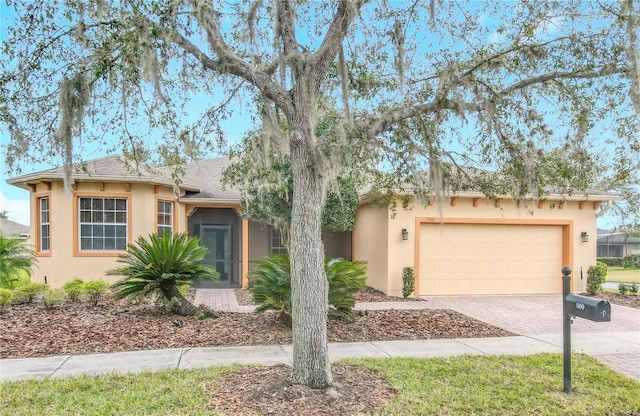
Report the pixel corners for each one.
[157,200,174,235]
[270,228,288,255]
[39,197,50,252]
[79,197,127,251]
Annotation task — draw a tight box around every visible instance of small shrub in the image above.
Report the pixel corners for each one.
[402,267,415,298]
[249,255,367,322]
[0,288,14,307]
[63,278,85,302]
[40,289,65,309]
[630,282,639,295]
[586,262,607,295]
[13,282,48,303]
[248,254,291,319]
[82,280,110,305]
[326,258,367,320]
[621,254,640,269]
[618,282,630,296]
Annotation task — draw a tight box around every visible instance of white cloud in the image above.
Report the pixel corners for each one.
[0,190,30,226]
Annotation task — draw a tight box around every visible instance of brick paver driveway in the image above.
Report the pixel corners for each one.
[421,295,640,380]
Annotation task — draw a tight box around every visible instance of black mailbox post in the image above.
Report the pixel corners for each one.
[562,267,612,393]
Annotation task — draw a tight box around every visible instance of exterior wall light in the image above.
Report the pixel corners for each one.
[402,228,409,241]
[581,232,589,243]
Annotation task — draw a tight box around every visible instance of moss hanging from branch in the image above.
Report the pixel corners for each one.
[54,72,90,192]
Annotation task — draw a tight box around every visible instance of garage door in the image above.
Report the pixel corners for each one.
[419,223,563,295]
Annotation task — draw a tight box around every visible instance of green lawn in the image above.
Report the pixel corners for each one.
[2,354,639,415]
[607,267,640,283]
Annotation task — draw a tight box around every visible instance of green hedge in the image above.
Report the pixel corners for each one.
[597,257,623,267]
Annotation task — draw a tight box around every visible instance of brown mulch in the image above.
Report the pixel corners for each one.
[0,298,512,359]
[585,292,640,309]
[234,286,424,306]
[208,364,396,416]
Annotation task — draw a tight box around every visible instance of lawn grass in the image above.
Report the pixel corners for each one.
[606,267,640,283]
[354,354,640,416]
[1,354,638,415]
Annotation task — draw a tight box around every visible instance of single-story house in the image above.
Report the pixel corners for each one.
[7,155,614,296]
[0,216,31,242]
[597,230,640,258]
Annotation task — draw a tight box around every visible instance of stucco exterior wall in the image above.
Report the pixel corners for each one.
[30,181,178,288]
[352,203,389,293]
[354,196,599,296]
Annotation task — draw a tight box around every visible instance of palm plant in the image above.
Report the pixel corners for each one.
[108,232,218,316]
[0,235,36,289]
[248,255,366,322]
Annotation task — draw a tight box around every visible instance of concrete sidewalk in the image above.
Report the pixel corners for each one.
[2,332,638,383]
[2,291,639,383]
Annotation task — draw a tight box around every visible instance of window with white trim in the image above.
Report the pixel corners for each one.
[270,228,288,255]
[39,197,50,252]
[79,197,127,251]
[157,200,173,235]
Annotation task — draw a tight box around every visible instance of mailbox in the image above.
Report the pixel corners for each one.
[565,294,611,322]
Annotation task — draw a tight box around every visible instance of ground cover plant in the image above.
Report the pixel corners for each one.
[1,354,638,415]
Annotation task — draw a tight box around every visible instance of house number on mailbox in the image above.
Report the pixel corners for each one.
[575,303,585,310]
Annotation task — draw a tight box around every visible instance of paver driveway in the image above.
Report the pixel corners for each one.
[421,294,640,381]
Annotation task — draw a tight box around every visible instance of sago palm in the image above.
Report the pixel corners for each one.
[108,232,218,315]
[248,254,366,322]
[0,235,36,289]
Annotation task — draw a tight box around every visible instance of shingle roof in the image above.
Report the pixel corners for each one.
[180,157,241,201]
[7,155,201,192]
[0,217,30,237]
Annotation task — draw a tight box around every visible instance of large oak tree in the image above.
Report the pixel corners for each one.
[2,0,639,387]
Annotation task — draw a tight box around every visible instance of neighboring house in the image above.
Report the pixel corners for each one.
[7,155,616,296]
[0,216,31,243]
[597,230,640,258]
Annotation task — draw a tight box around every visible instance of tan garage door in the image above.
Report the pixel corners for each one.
[419,223,563,295]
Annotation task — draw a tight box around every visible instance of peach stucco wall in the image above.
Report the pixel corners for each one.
[353,203,390,292]
[354,196,599,297]
[30,181,181,288]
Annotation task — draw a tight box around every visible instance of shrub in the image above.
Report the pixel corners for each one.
[248,254,292,319]
[82,280,110,306]
[63,278,85,302]
[0,235,36,289]
[248,254,366,322]
[402,267,415,298]
[326,258,367,320]
[40,289,65,309]
[596,257,623,267]
[621,254,640,269]
[630,282,639,295]
[108,233,218,316]
[618,283,630,296]
[586,262,607,295]
[0,288,14,307]
[13,282,48,303]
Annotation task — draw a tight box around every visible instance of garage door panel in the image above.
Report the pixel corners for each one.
[419,223,563,296]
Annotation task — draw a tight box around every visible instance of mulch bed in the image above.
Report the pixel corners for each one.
[208,364,396,416]
[0,298,511,359]
[586,292,640,309]
[233,286,424,306]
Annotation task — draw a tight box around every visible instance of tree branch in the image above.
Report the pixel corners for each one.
[276,0,300,58]
[178,1,291,110]
[312,0,367,91]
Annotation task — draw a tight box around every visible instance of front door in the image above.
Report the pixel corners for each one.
[199,225,233,287]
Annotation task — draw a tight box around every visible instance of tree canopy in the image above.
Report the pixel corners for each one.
[1,0,639,387]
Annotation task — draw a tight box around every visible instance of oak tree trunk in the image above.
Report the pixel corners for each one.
[286,88,332,387]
